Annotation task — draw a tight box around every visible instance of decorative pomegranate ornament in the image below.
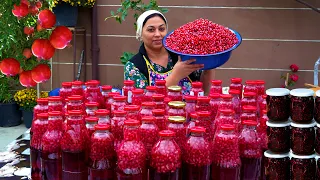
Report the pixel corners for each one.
[49,26,72,49]
[23,48,32,59]
[20,70,37,87]
[35,1,42,8]
[12,3,29,18]
[24,26,34,35]
[0,58,21,76]
[31,39,55,60]
[38,9,56,29]
[31,64,51,83]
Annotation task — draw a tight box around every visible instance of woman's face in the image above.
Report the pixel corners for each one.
[141,16,167,50]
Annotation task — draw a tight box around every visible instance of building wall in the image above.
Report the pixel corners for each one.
[41,0,320,91]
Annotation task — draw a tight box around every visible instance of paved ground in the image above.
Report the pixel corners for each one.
[0,124,27,152]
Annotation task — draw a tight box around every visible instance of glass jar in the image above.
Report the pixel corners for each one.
[85,102,98,117]
[95,109,110,125]
[230,77,243,99]
[213,109,235,134]
[258,110,268,150]
[255,80,266,96]
[152,94,165,109]
[316,124,320,154]
[190,81,204,97]
[111,95,127,113]
[61,110,88,179]
[264,150,290,180]
[84,80,104,108]
[140,102,156,117]
[164,97,172,115]
[266,120,291,153]
[89,124,116,180]
[229,89,241,120]
[150,130,181,179]
[211,124,241,180]
[240,105,258,123]
[241,92,257,107]
[67,95,84,112]
[117,120,147,179]
[71,80,84,97]
[155,79,167,96]
[168,101,186,117]
[244,80,258,94]
[122,80,135,103]
[59,82,72,104]
[290,153,316,180]
[218,94,233,111]
[195,96,211,112]
[196,111,214,141]
[167,116,187,150]
[144,86,157,102]
[186,112,198,137]
[111,110,126,150]
[131,88,144,106]
[167,85,183,101]
[259,94,267,117]
[33,98,48,120]
[152,109,167,131]
[209,93,220,120]
[41,111,63,180]
[124,105,140,121]
[290,88,314,123]
[105,92,121,112]
[48,96,63,112]
[315,90,320,124]
[184,127,211,180]
[266,88,290,121]
[85,116,98,139]
[185,95,196,122]
[210,80,222,94]
[239,120,262,180]
[101,85,112,103]
[31,113,48,180]
[291,120,316,155]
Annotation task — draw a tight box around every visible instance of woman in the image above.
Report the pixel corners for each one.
[124,10,215,94]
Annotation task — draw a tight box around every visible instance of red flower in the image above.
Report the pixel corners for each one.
[290,64,299,72]
[290,74,299,82]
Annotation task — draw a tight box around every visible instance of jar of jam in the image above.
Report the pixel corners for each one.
[152,94,165,109]
[71,80,84,97]
[266,88,290,121]
[210,80,223,94]
[124,105,140,121]
[315,90,320,124]
[241,92,257,108]
[266,120,291,153]
[111,110,126,150]
[209,93,220,120]
[67,95,84,112]
[290,88,314,123]
[152,109,167,131]
[167,86,183,101]
[85,102,98,117]
[48,96,63,112]
[131,88,144,106]
[264,150,290,180]
[140,102,156,117]
[230,77,243,99]
[155,80,166,96]
[190,81,204,97]
[291,120,316,155]
[316,123,320,154]
[168,101,186,117]
[185,95,196,121]
[111,95,127,112]
[244,80,258,94]
[167,116,187,149]
[144,86,157,102]
[195,96,211,112]
[101,85,112,102]
[59,82,72,104]
[229,89,241,119]
[122,80,135,103]
[290,153,316,180]
[95,109,110,125]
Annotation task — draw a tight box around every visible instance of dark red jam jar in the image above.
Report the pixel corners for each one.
[266,120,291,153]
[317,156,320,179]
[290,153,316,180]
[266,88,290,121]
[291,120,316,155]
[263,150,290,180]
[290,88,314,123]
[315,90,320,124]
[316,123,320,154]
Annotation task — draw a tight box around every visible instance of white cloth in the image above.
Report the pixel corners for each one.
[136,10,168,41]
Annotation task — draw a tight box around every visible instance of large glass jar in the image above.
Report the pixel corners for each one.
[152,94,165,109]
[195,96,211,112]
[122,80,135,103]
[241,92,257,107]
[85,116,98,139]
[152,109,167,131]
[167,116,187,150]
[315,90,320,124]
[89,124,116,180]
[71,81,84,97]
[67,95,84,112]
[211,124,241,180]
[291,120,316,155]
[85,102,98,117]
[190,81,204,97]
[167,85,183,101]
[196,111,214,141]
[168,101,186,117]
[95,109,110,125]
[144,86,157,102]
[229,89,241,119]
[59,82,72,104]
[155,80,166,96]
[150,130,181,179]
[124,105,140,121]
[239,120,262,180]
[140,102,156,117]
[244,80,258,94]
[48,96,63,112]
[266,88,290,121]
[210,80,222,94]
[185,95,196,122]
[290,153,316,180]
[111,110,126,150]
[264,150,290,180]
[131,88,144,106]
[266,120,291,153]
[105,92,121,112]
[117,120,147,179]
[209,93,220,120]
[230,77,243,99]
[290,88,314,123]
[184,127,211,180]
[41,111,63,180]
[316,124,320,154]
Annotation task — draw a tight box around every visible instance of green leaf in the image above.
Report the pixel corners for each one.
[111,10,115,16]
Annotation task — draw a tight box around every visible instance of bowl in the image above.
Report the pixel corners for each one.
[163,28,242,70]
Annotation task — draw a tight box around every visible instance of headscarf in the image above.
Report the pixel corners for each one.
[136,10,168,41]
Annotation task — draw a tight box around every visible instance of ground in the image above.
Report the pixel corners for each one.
[0,124,27,152]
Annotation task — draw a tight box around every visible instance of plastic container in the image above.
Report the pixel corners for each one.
[131,88,144,106]
[122,80,135,103]
[290,153,316,180]
[95,109,110,125]
[195,96,211,112]
[264,150,290,180]
[167,116,187,149]
[168,101,186,117]
[111,110,126,150]
[290,88,314,123]
[71,81,84,97]
[185,95,196,122]
[291,120,316,155]
[144,86,157,102]
[266,88,290,121]
[190,81,204,97]
[315,90,320,124]
[266,120,291,153]
[67,95,84,112]
[85,102,98,117]
[230,78,243,99]
[210,80,223,94]
[316,123,320,154]
[209,93,220,120]
[155,80,166,96]
[152,94,165,110]
[48,96,63,112]
[59,82,72,104]
[167,86,183,101]
[152,109,167,131]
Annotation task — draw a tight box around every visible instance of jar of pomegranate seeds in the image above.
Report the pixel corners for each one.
[291,120,316,155]
[290,153,316,180]
[85,102,98,117]
[230,77,243,98]
[290,88,314,123]
[41,111,63,180]
[266,120,291,153]
[264,150,290,180]
[155,80,167,96]
[211,124,241,180]
[122,80,135,103]
[266,88,290,121]
[239,120,262,180]
[31,113,48,180]
[95,109,110,125]
[196,111,214,140]
[241,92,257,107]
[144,86,157,102]
[186,112,198,137]
[152,109,167,131]
[164,97,171,115]
[258,110,268,151]
[152,94,165,109]
[210,80,222,94]
[167,85,183,101]
[105,92,120,111]
[111,110,126,150]
[167,116,187,149]
[184,127,211,180]
[229,89,241,119]
[316,123,320,154]
[131,88,144,106]
[218,94,233,112]
[195,96,211,112]
[71,80,84,97]
[255,80,266,96]
[150,130,181,179]
[84,80,104,108]
[67,95,84,112]
[117,120,147,179]
[101,85,112,102]
[209,93,220,120]
[214,109,236,134]
[89,124,116,180]
[112,95,127,112]
[33,98,48,120]
[244,80,258,94]
[190,81,204,97]
[140,101,156,117]
[240,105,258,123]
[315,90,320,124]
[184,95,196,121]
[259,94,267,117]
[85,116,99,139]
[168,101,186,117]
[59,82,72,104]
[48,96,63,112]
[124,105,140,121]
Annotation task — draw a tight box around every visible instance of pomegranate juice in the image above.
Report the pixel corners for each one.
[149,168,179,180]
[211,164,240,180]
[185,164,210,180]
[62,151,87,180]
[41,151,62,180]
[31,147,41,180]
[240,157,261,180]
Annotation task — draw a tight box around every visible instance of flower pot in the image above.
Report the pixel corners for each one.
[22,110,33,128]
[0,102,22,127]
[52,2,78,27]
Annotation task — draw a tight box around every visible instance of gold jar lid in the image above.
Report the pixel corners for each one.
[168,85,182,92]
[168,116,186,123]
[168,101,186,108]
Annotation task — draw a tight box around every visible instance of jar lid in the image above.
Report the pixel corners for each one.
[197,96,211,102]
[168,116,186,123]
[95,109,110,116]
[113,95,127,101]
[68,110,83,115]
[190,126,206,133]
[124,80,134,86]
[290,152,316,159]
[196,111,211,117]
[68,95,83,101]
[290,88,314,97]
[85,102,99,107]
[36,98,48,103]
[113,110,127,116]
[220,124,235,131]
[255,80,265,85]
[124,119,140,126]
[124,105,140,111]
[108,92,121,97]
[291,120,316,128]
[192,82,203,88]
[146,86,157,91]
[219,109,235,115]
[266,88,290,96]
[168,101,186,108]
[72,81,83,86]
[266,120,291,127]
[231,78,242,83]
[220,94,232,99]
[155,80,166,85]
[209,93,220,99]
[85,117,98,122]
[190,112,197,119]
[38,113,49,118]
[242,120,258,126]
[86,80,100,86]
[242,105,257,112]
[48,111,62,116]
[61,82,72,87]
[264,150,289,158]
[184,95,197,101]
[152,109,165,115]
[152,94,165,100]
[101,85,112,91]
[229,89,240,95]
[316,90,320,97]
[245,80,256,85]
[142,102,156,107]
[132,89,144,94]
[95,124,110,131]
[243,92,256,97]
[211,80,222,85]
[168,85,182,92]
[159,130,175,137]
[48,96,62,101]
[141,116,156,122]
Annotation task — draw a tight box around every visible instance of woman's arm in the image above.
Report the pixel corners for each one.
[200,69,215,95]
